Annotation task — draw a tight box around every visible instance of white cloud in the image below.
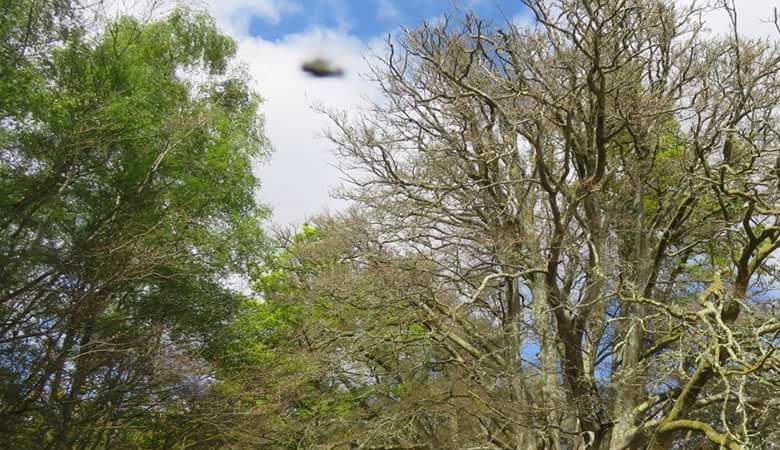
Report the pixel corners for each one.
[687,0,780,39]
[233,29,379,225]
[204,0,303,36]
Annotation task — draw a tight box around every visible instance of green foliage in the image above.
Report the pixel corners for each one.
[0,3,270,449]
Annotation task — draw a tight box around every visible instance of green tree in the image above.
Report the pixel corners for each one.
[240,216,512,450]
[0,2,269,449]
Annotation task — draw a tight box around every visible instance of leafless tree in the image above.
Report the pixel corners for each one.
[322,1,780,448]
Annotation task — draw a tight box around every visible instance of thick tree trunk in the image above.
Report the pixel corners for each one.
[531,280,563,450]
[609,174,653,450]
[608,311,644,450]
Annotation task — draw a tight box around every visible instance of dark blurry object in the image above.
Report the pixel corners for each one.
[301,58,344,77]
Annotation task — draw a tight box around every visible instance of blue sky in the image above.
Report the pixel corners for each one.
[247,0,527,42]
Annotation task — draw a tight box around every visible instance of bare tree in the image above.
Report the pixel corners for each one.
[322,1,780,448]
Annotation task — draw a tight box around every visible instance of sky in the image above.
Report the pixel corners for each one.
[116,0,780,226]
[199,0,529,226]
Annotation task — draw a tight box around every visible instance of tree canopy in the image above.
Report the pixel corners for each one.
[1,2,269,449]
[2,1,780,450]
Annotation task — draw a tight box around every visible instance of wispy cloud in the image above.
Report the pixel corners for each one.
[206,0,303,35]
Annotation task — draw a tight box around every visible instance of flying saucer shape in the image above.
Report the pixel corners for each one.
[301,58,344,78]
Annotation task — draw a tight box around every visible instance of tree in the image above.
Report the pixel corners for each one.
[318,1,780,449]
[247,216,489,450]
[0,2,269,449]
